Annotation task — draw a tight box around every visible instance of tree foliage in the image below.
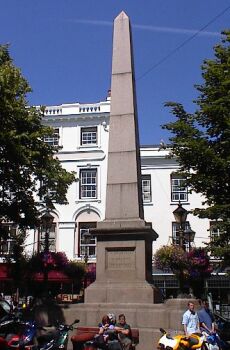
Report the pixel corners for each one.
[0,45,75,229]
[163,31,230,268]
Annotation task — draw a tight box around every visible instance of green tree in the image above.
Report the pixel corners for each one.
[64,261,86,293]
[163,31,230,268]
[0,45,75,230]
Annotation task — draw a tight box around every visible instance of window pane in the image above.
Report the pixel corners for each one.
[81,127,97,145]
[80,169,97,199]
[79,222,97,258]
[44,128,59,146]
[171,176,188,202]
[172,222,190,251]
[210,221,221,241]
[142,175,152,202]
[0,224,17,257]
[39,223,56,252]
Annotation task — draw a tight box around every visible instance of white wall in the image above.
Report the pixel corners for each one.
[141,147,210,254]
[25,98,211,262]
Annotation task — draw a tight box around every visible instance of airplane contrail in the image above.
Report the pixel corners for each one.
[65,19,220,37]
[133,24,220,37]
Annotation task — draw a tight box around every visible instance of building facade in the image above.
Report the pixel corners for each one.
[24,95,211,262]
[3,95,224,302]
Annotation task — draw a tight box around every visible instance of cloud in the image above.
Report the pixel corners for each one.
[66,19,220,37]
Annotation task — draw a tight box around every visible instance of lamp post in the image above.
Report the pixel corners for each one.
[184,225,196,251]
[82,231,91,264]
[41,210,54,295]
[173,203,197,296]
[82,231,91,294]
[173,203,188,250]
[0,218,9,241]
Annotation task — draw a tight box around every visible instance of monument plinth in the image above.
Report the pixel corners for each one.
[85,11,158,304]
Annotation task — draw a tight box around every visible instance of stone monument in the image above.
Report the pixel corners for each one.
[62,12,192,350]
[85,11,158,304]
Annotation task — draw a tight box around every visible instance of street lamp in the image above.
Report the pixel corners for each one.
[41,211,54,253]
[82,231,91,295]
[41,210,54,294]
[82,231,91,264]
[173,203,188,250]
[172,204,197,296]
[184,225,196,251]
[0,217,9,241]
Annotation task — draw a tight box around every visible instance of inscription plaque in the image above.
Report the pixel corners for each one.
[106,248,135,270]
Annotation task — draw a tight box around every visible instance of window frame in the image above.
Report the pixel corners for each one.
[172,221,190,250]
[209,221,221,241]
[44,128,60,147]
[38,223,56,252]
[80,126,97,146]
[79,168,97,200]
[78,222,97,259]
[0,224,17,257]
[141,174,152,203]
[171,175,188,202]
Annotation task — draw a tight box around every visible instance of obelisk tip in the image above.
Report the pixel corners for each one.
[115,11,129,21]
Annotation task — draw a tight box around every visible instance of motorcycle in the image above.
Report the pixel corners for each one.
[0,307,23,350]
[7,320,37,350]
[2,318,79,350]
[36,319,80,350]
[157,328,208,350]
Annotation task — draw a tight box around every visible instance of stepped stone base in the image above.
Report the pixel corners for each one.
[62,299,196,350]
[85,281,160,304]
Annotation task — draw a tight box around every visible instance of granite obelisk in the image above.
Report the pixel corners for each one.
[85,11,158,304]
[103,10,144,225]
[62,13,190,350]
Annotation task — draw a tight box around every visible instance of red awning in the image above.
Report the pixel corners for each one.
[33,271,71,283]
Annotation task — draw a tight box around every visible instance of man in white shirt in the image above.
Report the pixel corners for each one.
[182,301,200,336]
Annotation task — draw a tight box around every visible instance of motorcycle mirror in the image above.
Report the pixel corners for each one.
[160,328,166,334]
[74,319,80,323]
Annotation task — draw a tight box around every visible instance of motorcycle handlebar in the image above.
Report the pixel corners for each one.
[160,328,166,334]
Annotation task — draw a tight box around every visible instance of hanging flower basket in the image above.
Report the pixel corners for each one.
[154,245,212,295]
[154,245,188,274]
[28,251,69,272]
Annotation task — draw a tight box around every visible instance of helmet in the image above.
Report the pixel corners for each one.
[107,313,116,324]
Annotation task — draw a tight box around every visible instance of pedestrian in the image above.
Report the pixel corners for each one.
[198,299,224,350]
[182,301,200,336]
[115,314,132,350]
[198,299,215,335]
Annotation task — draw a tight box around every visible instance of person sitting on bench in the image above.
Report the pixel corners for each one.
[115,314,132,350]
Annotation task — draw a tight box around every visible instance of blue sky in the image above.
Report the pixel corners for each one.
[1,1,229,145]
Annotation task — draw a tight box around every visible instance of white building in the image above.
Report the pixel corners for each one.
[25,94,211,264]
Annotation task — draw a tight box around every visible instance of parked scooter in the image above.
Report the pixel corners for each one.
[1,318,79,350]
[157,328,208,350]
[7,320,37,350]
[0,303,23,350]
[36,319,80,350]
